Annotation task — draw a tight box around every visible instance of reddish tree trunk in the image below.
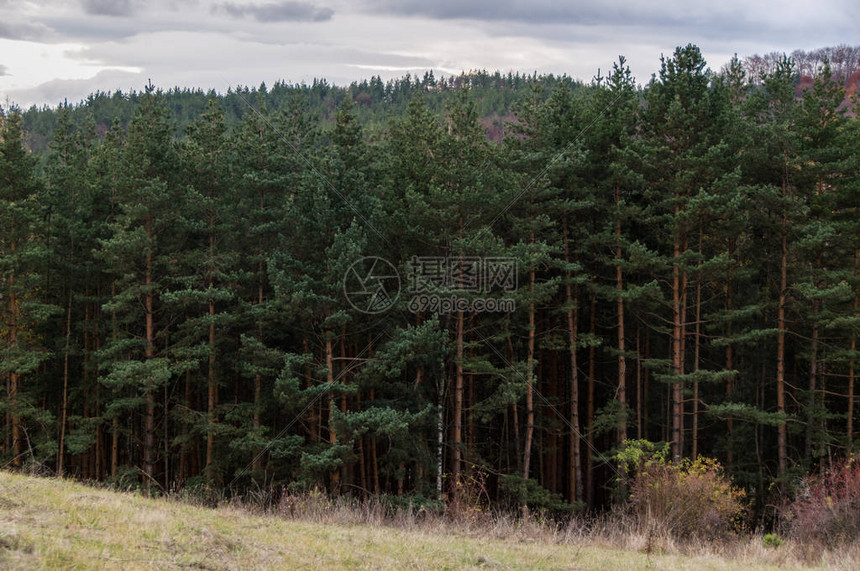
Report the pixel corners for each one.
[522,261,536,483]
[692,229,703,459]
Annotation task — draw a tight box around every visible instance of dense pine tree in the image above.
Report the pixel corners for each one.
[0,109,58,469]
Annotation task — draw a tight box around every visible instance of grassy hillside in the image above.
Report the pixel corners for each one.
[0,471,847,570]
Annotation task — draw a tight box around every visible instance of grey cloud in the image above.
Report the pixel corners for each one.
[361,0,859,44]
[0,20,52,41]
[359,0,828,44]
[0,64,9,77]
[362,0,684,26]
[81,0,136,17]
[217,1,333,23]
[44,16,206,42]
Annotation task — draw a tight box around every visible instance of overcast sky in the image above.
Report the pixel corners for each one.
[1,0,857,108]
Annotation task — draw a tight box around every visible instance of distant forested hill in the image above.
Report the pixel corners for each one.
[19,45,860,155]
[20,71,581,153]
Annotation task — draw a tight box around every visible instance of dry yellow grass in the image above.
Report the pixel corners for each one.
[0,470,851,570]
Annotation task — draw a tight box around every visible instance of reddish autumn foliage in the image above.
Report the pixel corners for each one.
[784,457,860,546]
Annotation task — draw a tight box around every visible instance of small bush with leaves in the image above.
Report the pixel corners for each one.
[446,469,492,525]
[498,473,582,515]
[783,456,860,547]
[622,442,747,540]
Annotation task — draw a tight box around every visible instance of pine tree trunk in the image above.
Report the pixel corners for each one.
[468,371,475,452]
[679,238,689,457]
[563,214,582,503]
[253,366,261,472]
[725,247,734,467]
[452,307,465,488]
[95,402,103,480]
[144,214,156,495]
[849,248,858,444]
[356,378,368,496]
[206,202,217,474]
[437,384,444,499]
[4,371,10,462]
[545,349,558,493]
[371,386,380,494]
[9,239,20,467]
[302,336,317,443]
[522,261,536,484]
[776,175,789,477]
[252,264,264,470]
[58,280,73,477]
[326,335,340,491]
[81,397,90,479]
[453,219,466,489]
[758,361,766,495]
[339,332,349,488]
[180,369,191,480]
[692,229,702,459]
[110,279,119,479]
[636,327,642,439]
[807,296,820,458]
[93,307,102,480]
[358,436,368,496]
[163,381,169,488]
[644,332,650,441]
[672,221,684,461]
[506,315,522,475]
[586,290,596,507]
[206,299,216,472]
[253,175,266,471]
[111,418,119,479]
[615,182,627,446]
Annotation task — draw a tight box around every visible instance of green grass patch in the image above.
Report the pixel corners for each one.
[0,470,846,570]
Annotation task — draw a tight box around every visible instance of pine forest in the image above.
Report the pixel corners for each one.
[2,44,860,526]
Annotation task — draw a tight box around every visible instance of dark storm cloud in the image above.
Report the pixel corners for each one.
[81,0,136,17]
[216,1,334,23]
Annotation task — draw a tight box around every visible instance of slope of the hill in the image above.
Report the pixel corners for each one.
[0,470,826,570]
